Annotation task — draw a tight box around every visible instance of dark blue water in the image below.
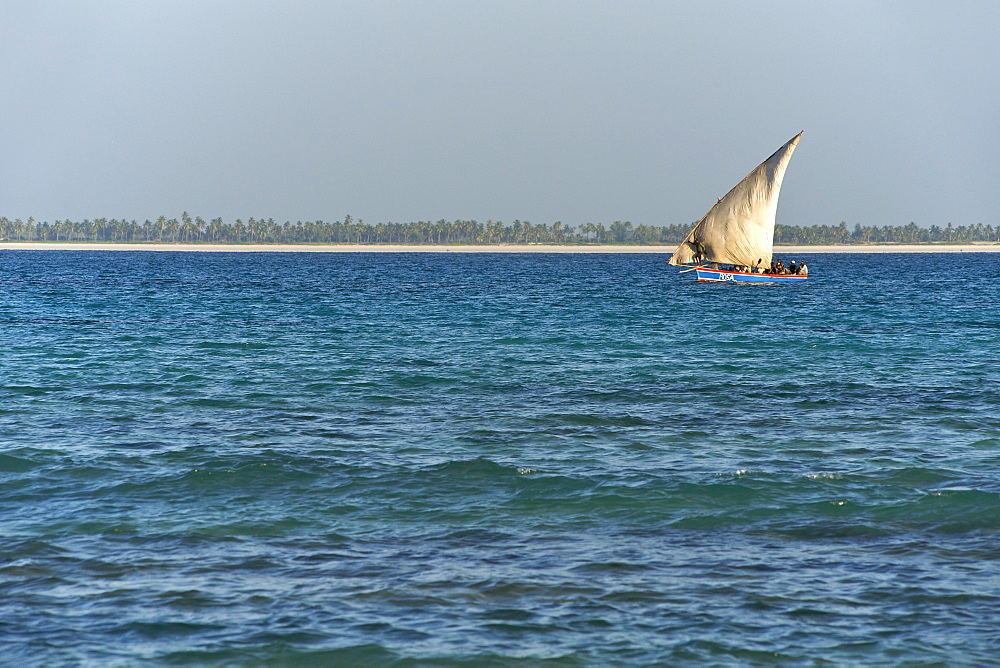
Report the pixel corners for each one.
[2,250,999,665]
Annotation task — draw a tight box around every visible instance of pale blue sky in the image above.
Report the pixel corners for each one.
[2,1,997,228]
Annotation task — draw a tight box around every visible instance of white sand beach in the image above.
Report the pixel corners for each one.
[2,242,1000,253]
[775,244,1000,254]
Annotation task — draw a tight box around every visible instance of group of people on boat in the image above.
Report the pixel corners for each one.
[706,258,808,275]
[690,241,807,276]
[764,258,808,275]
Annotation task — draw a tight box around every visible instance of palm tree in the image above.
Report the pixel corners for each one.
[594,223,606,243]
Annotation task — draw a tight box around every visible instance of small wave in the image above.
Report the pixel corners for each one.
[195,341,269,349]
[398,357,445,367]
[112,620,227,639]
[570,561,654,574]
[172,374,206,383]
[391,373,457,388]
[430,457,518,479]
[430,528,517,547]
[0,453,38,473]
[92,382,169,392]
[2,385,67,396]
[540,413,656,427]
[1,538,70,560]
[802,472,844,480]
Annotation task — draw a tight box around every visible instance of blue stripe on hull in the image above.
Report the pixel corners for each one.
[695,268,807,283]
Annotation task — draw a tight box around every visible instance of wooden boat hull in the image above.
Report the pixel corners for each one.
[695,267,807,283]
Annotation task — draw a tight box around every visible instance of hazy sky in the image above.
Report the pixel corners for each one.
[2,1,997,229]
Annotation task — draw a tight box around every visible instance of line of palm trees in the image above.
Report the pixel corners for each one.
[1,214,997,245]
[0,214,682,244]
[775,221,1000,244]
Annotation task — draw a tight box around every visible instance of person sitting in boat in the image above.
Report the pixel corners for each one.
[775,259,786,274]
[789,260,798,274]
[799,261,808,276]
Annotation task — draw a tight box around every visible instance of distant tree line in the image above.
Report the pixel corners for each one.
[774,221,1000,244]
[1,214,997,245]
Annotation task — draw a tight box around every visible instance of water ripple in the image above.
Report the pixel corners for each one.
[1,251,999,663]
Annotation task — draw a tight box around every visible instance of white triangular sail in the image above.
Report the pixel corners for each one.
[669,132,802,268]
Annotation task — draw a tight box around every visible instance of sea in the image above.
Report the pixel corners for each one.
[1,249,999,666]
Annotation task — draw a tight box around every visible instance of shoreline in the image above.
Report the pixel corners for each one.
[2,242,1000,253]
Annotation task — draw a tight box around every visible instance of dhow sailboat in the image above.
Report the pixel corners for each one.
[669,132,807,283]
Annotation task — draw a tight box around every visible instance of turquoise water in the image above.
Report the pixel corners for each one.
[2,250,999,665]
